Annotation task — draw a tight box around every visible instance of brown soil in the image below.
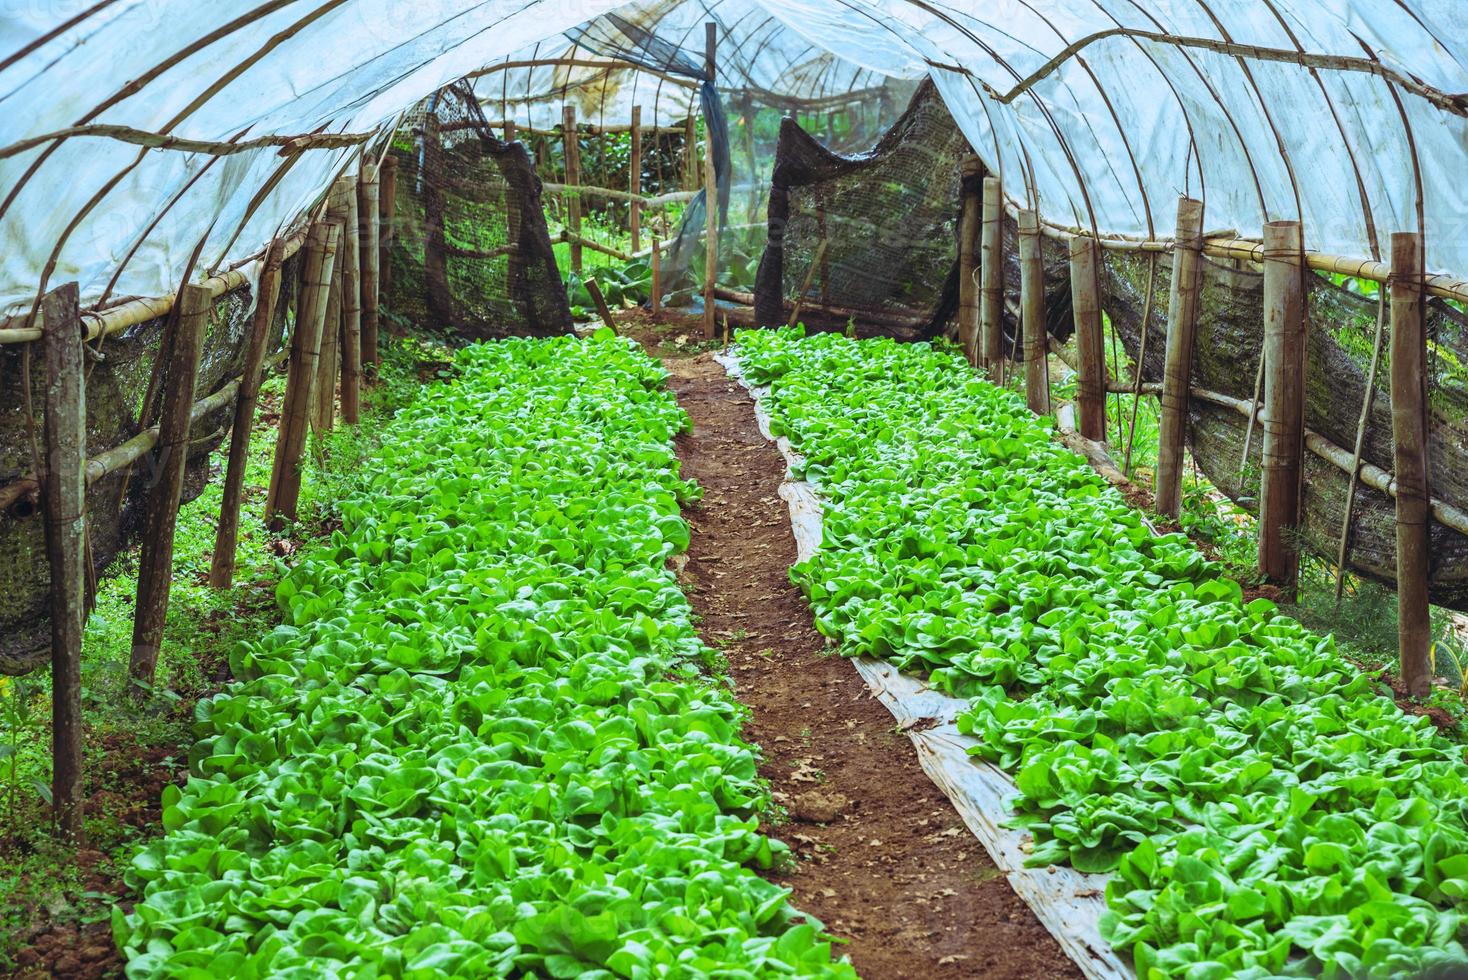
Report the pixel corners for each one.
[665,353,1080,980]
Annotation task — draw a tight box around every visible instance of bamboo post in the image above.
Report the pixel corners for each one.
[705,21,717,82]
[630,105,643,253]
[340,175,362,424]
[504,119,517,143]
[1070,235,1106,441]
[267,220,339,530]
[703,129,719,339]
[683,115,699,192]
[40,282,85,839]
[979,176,1004,382]
[563,105,582,273]
[957,156,982,365]
[1390,231,1431,698]
[1155,196,1205,518]
[209,242,284,589]
[313,268,342,436]
[128,282,210,692]
[1018,209,1048,415]
[379,155,397,310]
[651,238,662,314]
[1257,220,1306,586]
[357,162,380,370]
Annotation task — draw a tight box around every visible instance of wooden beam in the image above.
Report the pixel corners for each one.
[1070,235,1106,441]
[357,162,381,370]
[979,176,1004,382]
[267,220,339,530]
[209,241,284,590]
[957,157,982,365]
[313,264,342,437]
[40,282,86,840]
[563,105,582,274]
[128,282,210,693]
[1257,220,1306,587]
[1390,231,1431,698]
[1155,196,1205,518]
[1019,209,1048,415]
[630,105,643,253]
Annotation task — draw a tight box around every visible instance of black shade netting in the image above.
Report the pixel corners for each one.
[753,80,972,335]
[388,81,572,339]
[0,253,301,672]
[1104,252,1468,609]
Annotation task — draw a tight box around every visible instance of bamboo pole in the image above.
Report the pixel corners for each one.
[1334,292,1389,602]
[683,115,698,192]
[267,220,339,530]
[313,268,342,436]
[1019,209,1048,415]
[1070,235,1106,440]
[1390,231,1431,698]
[209,242,284,590]
[563,105,582,274]
[1155,196,1205,518]
[40,282,85,839]
[788,240,829,329]
[980,177,1004,383]
[1257,220,1306,587]
[357,162,380,370]
[128,282,210,692]
[340,175,362,425]
[703,130,719,340]
[957,157,982,365]
[379,155,397,310]
[630,105,643,254]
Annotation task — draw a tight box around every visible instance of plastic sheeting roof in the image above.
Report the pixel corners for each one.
[2,1,1467,316]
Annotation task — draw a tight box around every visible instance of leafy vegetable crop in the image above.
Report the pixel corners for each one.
[119,332,853,979]
[736,327,1468,980]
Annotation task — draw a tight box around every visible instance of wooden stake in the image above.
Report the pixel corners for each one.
[340,174,362,425]
[40,282,85,839]
[129,282,210,692]
[1018,209,1048,415]
[1390,231,1431,698]
[1257,220,1306,586]
[209,242,284,589]
[267,220,339,530]
[357,162,380,369]
[585,278,619,333]
[379,155,398,309]
[1070,235,1106,440]
[504,119,517,143]
[1155,196,1205,518]
[650,238,662,314]
[979,176,1004,382]
[705,21,717,82]
[957,157,982,365]
[563,105,582,274]
[703,129,719,340]
[630,105,643,253]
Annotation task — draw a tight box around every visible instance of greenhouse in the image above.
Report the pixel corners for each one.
[3,2,1468,977]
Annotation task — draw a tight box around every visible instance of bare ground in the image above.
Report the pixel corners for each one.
[665,353,1079,980]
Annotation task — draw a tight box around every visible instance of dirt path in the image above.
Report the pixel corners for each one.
[666,354,1080,980]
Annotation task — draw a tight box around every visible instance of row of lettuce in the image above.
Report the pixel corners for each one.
[736,328,1468,980]
[118,332,853,978]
